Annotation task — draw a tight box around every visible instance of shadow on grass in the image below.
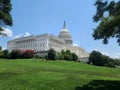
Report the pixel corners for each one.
[0,72,18,79]
[75,80,120,90]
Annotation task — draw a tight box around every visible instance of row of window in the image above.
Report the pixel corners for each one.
[15,43,46,49]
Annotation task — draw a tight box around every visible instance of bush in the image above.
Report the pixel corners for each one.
[72,53,78,61]
[21,50,34,59]
[61,50,72,61]
[0,46,2,58]
[1,50,9,58]
[112,59,120,66]
[56,52,64,60]
[105,62,115,68]
[56,50,78,61]
[47,49,56,60]
[0,51,3,58]
[63,53,72,61]
[10,49,21,59]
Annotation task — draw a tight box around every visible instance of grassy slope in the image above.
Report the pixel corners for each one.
[0,59,120,90]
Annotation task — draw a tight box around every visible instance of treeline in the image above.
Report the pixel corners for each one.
[46,49,78,61]
[0,48,78,61]
[88,50,120,68]
[0,49,34,59]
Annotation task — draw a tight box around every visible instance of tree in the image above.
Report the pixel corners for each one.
[63,50,72,61]
[0,0,13,36]
[63,53,71,61]
[0,46,2,58]
[89,51,106,66]
[0,46,2,51]
[56,52,64,60]
[72,53,78,61]
[2,49,9,58]
[93,0,120,45]
[60,50,78,61]
[10,49,21,59]
[88,50,116,68]
[47,49,56,60]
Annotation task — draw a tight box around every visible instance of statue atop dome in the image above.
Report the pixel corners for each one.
[63,21,66,29]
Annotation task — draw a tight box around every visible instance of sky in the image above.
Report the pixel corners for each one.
[0,0,120,58]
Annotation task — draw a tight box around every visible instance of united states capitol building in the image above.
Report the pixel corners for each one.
[7,22,89,59]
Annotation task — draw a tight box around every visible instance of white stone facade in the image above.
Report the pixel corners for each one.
[7,34,89,58]
[8,34,65,52]
[7,22,89,58]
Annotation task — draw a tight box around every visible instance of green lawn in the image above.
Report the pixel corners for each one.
[0,59,120,90]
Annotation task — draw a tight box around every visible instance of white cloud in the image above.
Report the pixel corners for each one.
[1,27,13,37]
[73,43,79,46]
[14,34,22,39]
[14,32,31,39]
[24,32,30,37]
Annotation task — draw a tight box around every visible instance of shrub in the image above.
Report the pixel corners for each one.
[105,62,115,68]
[21,50,34,59]
[63,53,72,61]
[72,53,78,61]
[59,50,78,61]
[62,50,72,61]
[0,46,2,58]
[47,49,56,60]
[1,50,9,58]
[56,52,64,60]
[0,51,3,58]
[10,49,21,59]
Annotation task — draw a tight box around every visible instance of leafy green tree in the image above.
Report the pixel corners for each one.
[72,53,78,61]
[113,59,120,66]
[0,0,13,36]
[47,49,56,60]
[61,50,65,55]
[88,50,117,68]
[2,49,9,58]
[56,52,64,60]
[89,51,106,66]
[0,46,2,58]
[10,49,21,59]
[105,61,115,68]
[63,53,71,61]
[0,52,2,58]
[93,0,120,45]
[63,50,72,61]
[60,50,78,61]
[0,46,2,51]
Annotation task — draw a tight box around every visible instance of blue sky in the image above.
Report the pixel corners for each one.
[0,0,120,58]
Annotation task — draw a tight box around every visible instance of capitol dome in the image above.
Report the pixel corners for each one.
[58,21,73,46]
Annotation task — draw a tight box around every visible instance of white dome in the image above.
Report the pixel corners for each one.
[58,21,73,46]
[58,29,72,40]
